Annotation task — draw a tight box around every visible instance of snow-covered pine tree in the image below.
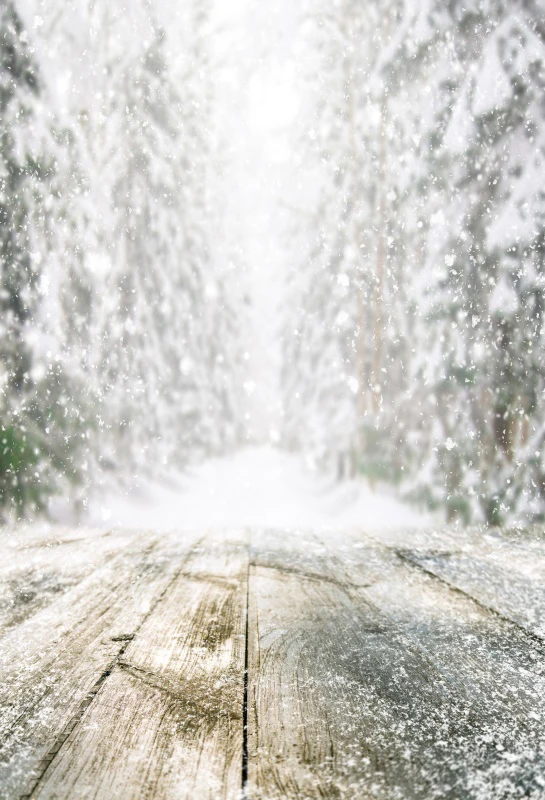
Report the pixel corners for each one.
[83,0,245,475]
[15,0,247,497]
[434,4,545,523]
[0,1,89,515]
[0,1,39,400]
[283,0,545,524]
[373,0,545,524]
[0,0,44,514]
[97,26,204,470]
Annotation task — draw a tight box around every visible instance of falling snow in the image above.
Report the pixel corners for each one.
[2,2,545,798]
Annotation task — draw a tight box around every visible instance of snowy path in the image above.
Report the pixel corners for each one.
[2,521,545,798]
[81,446,430,532]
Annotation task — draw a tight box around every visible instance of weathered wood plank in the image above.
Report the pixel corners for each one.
[326,534,545,797]
[398,546,545,640]
[0,530,201,799]
[248,531,545,799]
[0,527,145,638]
[5,524,545,799]
[30,533,249,800]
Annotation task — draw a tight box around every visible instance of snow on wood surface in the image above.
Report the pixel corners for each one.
[1,524,545,798]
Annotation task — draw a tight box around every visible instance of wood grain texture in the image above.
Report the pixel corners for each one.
[0,530,200,799]
[30,533,249,800]
[248,531,545,800]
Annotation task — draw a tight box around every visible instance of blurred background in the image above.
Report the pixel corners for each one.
[1,0,544,528]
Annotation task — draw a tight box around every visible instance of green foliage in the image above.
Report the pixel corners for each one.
[356,424,404,485]
[0,3,85,518]
[0,423,51,513]
[0,364,94,517]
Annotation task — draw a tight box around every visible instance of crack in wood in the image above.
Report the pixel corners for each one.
[117,660,194,702]
[114,658,244,727]
[177,571,240,588]
[249,560,371,593]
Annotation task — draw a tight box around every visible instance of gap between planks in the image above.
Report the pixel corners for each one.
[241,560,251,799]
